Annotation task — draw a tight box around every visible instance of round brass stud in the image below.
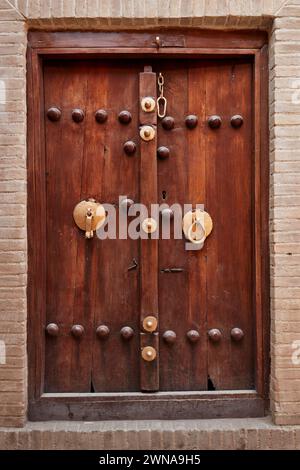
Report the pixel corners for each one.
[123,140,136,156]
[141,217,157,234]
[185,115,198,129]
[120,326,134,340]
[208,328,222,342]
[231,327,244,342]
[231,114,243,128]
[141,346,157,362]
[71,324,85,338]
[118,110,132,124]
[46,323,59,336]
[72,109,85,123]
[95,109,108,123]
[161,116,175,130]
[96,325,110,339]
[142,316,158,333]
[208,115,222,129]
[157,146,170,160]
[163,330,177,344]
[46,107,61,122]
[187,330,200,342]
[140,125,155,141]
[141,96,156,112]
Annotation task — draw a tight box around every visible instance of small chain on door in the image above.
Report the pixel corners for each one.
[157,72,167,118]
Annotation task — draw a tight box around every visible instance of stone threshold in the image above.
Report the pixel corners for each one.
[0,417,300,449]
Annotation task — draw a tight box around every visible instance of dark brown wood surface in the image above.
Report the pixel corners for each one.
[44,60,142,392]
[27,30,269,420]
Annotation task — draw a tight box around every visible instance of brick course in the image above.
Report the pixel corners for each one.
[0,0,300,446]
[0,417,300,450]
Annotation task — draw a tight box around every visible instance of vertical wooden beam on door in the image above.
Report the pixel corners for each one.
[139,65,159,391]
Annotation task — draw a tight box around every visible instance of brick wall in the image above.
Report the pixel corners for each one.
[270,2,300,425]
[0,0,300,431]
[0,0,27,427]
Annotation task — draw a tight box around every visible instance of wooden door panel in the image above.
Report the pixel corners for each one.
[157,59,254,391]
[156,62,207,391]
[205,60,254,390]
[44,56,256,394]
[91,62,141,392]
[44,60,142,393]
[44,61,95,392]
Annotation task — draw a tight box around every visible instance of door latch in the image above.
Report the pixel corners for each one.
[73,198,105,239]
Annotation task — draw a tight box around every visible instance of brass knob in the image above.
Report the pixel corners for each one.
[123,140,136,156]
[96,325,110,339]
[161,116,175,130]
[118,110,132,124]
[231,327,244,342]
[95,109,108,123]
[46,107,61,121]
[208,328,222,342]
[120,198,134,209]
[141,96,156,112]
[46,323,59,336]
[141,346,157,362]
[163,330,176,344]
[185,115,198,129]
[187,330,200,342]
[140,125,155,141]
[120,326,134,340]
[141,217,157,234]
[72,108,85,123]
[157,146,170,160]
[208,115,222,129]
[231,114,243,128]
[71,324,84,338]
[142,316,158,332]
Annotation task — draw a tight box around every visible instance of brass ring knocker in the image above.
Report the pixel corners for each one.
[187,218,206,245]
[182,209,213,246]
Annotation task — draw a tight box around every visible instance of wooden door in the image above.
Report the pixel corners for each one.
[28,30,269,419]
[155,59,254,391]
[43,57,254,393]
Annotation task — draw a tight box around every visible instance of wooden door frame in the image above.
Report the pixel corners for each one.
[27,29,269,420]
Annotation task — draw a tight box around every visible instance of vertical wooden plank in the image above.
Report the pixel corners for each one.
[187,63,208,390]
[44,60,93,392]
[27,49,46,400]
[157,60,207,391]
[205,59,254,390]
[91,60,141,392]
[254,46,270,399]
[139,66,159,391]
[157,63,189,391]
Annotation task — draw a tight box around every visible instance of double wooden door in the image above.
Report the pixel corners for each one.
[28,30,270,419]
[43,57,255,394]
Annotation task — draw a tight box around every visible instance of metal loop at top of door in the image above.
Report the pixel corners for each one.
[157,72,167,119]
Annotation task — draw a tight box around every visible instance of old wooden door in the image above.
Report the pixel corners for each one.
[28,30,269,420]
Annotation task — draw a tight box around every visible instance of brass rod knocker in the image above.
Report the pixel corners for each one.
[157,72,167,119]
